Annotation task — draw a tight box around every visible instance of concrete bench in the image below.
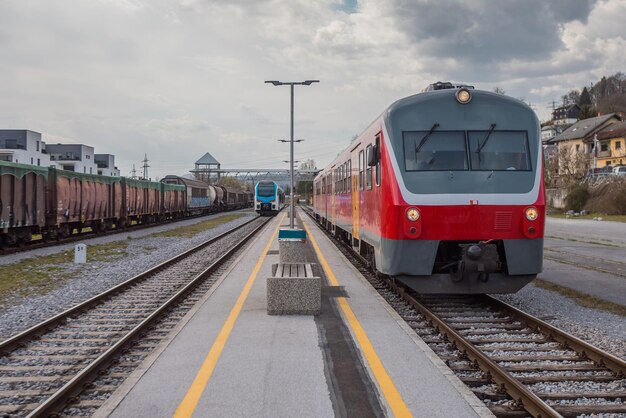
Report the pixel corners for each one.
[267,263,321,315]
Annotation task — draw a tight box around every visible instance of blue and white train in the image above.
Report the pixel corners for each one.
[254,181,285,216]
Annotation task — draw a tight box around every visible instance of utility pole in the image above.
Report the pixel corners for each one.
[131,164,137,179]
[141,154,150,180]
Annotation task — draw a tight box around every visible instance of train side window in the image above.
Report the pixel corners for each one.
[375,135,381,186]
[366,144,373,190]
[342,163,346,193]
[359,150,364,191]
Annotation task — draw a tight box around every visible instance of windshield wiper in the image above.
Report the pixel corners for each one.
[475,123,496,164]
[476,123,496,155]
[415,123,440,154]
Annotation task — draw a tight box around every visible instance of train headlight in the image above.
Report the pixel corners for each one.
[406,207,420,221]
[525,207,539,221]
[456,88,472,104]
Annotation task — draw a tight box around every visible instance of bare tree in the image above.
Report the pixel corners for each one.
[493,87,506,95]
[556,144,590,185]
[561,89,580,106]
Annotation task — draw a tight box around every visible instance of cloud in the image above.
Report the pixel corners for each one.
[384,0,598,63]
[0,0,622,177]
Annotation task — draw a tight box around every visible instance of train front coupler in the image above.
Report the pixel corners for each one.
[451,242,501,282]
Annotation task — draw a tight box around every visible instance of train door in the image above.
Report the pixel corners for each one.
[330,168,336,230]
[352,150,361,245]
[322,175,326,219]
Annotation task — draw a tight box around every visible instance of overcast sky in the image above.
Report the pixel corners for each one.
[1,0,624,178]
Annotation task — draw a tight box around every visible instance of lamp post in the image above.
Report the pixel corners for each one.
[266,79,319,229]
[281,159,300,207]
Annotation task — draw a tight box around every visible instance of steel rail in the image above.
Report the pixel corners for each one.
[389,281,563,418]
[486,295,626,377]
[0,216,260,354]
[0,208,250,255]
[25,215,271,417]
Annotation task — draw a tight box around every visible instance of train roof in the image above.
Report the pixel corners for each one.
[161,175,211,188]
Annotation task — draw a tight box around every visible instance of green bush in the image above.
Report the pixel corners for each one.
[565,184,589,212]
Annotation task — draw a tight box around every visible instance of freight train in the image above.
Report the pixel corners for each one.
[313,83,545,294]
[254,180,285,216]
[0,162,251,247]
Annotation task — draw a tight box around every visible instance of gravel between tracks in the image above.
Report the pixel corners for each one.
[0,211,257,340]
[495,284,626,360]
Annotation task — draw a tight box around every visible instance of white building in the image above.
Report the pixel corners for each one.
[46,143,99,174]
[94,154,120,176]
[0,130,52,166]
[1,129,121,175]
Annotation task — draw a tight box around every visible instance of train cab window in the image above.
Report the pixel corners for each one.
[365,145,373,190]
[358,150,364,190]
[468,131,531,171]
[375,135,381,186]
[404,131,468,171]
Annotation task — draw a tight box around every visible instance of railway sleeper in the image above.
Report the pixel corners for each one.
[485,406,528,417]
[536,390,626,400]
[552,404,626,417]
[499,363,605,372]
[515,375,618,383]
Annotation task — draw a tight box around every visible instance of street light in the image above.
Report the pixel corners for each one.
[266,80,319,229]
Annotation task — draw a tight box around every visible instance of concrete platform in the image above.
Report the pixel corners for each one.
[96,210,492,418]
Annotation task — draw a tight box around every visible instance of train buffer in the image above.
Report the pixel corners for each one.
[267,263,321,315]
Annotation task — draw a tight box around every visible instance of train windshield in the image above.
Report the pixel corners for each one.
[403,130,531,172]
[404,131,468,171]
[257,183,275,197]
[468,131,531,171]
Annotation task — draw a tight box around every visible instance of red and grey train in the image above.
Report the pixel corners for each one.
[313,83,545,294]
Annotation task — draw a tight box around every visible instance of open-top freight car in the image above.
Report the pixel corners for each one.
[47,168,122,238]
[0,161,47,245]
[0,162,246,248]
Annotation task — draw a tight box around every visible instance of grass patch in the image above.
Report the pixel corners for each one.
[0,241,130,306]
[548,214,626,223]
[533,278,626,317]
[147,214,246,238]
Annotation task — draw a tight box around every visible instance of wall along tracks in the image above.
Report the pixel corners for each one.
[303,208,626,418]
[0,215,270,417]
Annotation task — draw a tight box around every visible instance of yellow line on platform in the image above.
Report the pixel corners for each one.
[302,219,412,418]
[173,214,284,418]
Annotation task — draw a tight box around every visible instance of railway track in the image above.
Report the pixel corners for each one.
[0,209,252,256]
[0,215,271,417]
[303,208,626,417]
